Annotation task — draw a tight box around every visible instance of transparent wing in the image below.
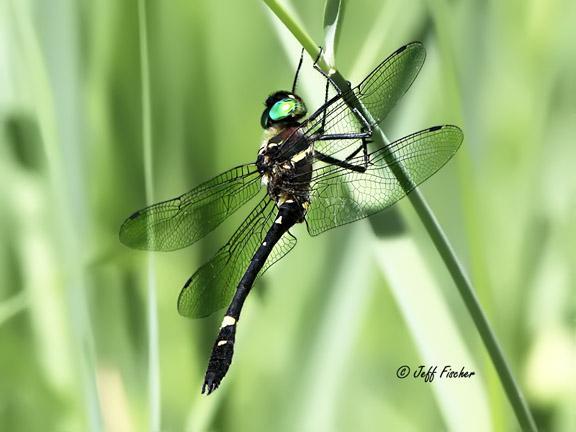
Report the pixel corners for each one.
[355,42,426,124]
[305,125,463,236]
[304,42,426,159]
[177,196,297,318]
[259,231,297,277]
[119,164,261,251]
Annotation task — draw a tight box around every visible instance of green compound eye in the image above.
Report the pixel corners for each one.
[269,98,297,120]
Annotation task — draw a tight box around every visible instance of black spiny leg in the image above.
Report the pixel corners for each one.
[202,202,303,394]
[291,48,305,94]
[315,151,367,173]
[311,47,373,173]
[312,46,349,97]
[320,65,330,133]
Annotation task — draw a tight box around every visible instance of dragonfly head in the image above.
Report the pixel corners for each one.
[261,91,307,129]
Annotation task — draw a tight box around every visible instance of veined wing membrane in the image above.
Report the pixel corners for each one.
[305,125,463,236]
[119,164,261,251]
[178,196,297,318]
[259,231,297,276]
[306,42,426,160]
[356,42,426,124]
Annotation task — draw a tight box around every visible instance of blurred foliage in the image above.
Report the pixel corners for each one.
[1,0,575,431]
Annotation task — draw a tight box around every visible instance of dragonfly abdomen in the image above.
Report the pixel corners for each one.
[202,200,302,394]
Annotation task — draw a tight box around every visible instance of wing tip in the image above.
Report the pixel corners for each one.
[426,125,465,152]
[177,278,211,319]
[394,44,409,55]
[429,123,464,135]
[177,284,192,317]
[118,220,145,249]
[397,41,425,56]
[400,40,423,50]
[118,211,143,246]
[441,124,464,141]
[118,222,133,247]
[128,210,142,220]
[177,295,218,320]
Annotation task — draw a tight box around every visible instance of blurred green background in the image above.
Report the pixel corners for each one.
[1,0,575,431]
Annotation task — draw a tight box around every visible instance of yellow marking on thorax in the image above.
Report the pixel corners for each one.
[260,126,282,152]
[291,146,312,163]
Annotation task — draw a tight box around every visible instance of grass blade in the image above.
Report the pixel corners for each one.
[0,292,27,326]
[10,0,103,429]
[322,0,344,67]
[137,1,161,429]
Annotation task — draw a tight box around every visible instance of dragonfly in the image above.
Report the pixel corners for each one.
[119,41,463,394]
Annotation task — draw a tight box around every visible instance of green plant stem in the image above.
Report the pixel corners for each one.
[262,0,325,69]
[137,0,161,430]
[0,292,27,326]
[263,2,537,431]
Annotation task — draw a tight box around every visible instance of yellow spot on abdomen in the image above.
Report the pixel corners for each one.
[220,316,236,328]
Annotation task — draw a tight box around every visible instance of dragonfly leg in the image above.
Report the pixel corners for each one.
[291,47,305,94]
[315,150,367,173]
[314,131,371,141]
[312,59,371,135]
[311,54,373,170]
[313,62,353,135]
[320,74,330,132]
[331,105,373,167]
[312,49,374,165]
[311,47,332,137]
[352,109,374,169]
[313,129,373,171]
[338,137,371,170]
[342,113,374,170]
[202,202,303,395]
[312,47,350,96]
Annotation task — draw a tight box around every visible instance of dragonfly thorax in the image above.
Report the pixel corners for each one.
[257,125,312,219]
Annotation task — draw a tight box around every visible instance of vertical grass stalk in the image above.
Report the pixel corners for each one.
[137,1,161,430]
[11,0,103,429]
[0,292,27,326]
[262,1,537,430]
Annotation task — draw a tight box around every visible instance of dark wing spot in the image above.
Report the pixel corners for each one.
[128,210,141,220]
[395,44,408,54]
[428,125,443,132]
